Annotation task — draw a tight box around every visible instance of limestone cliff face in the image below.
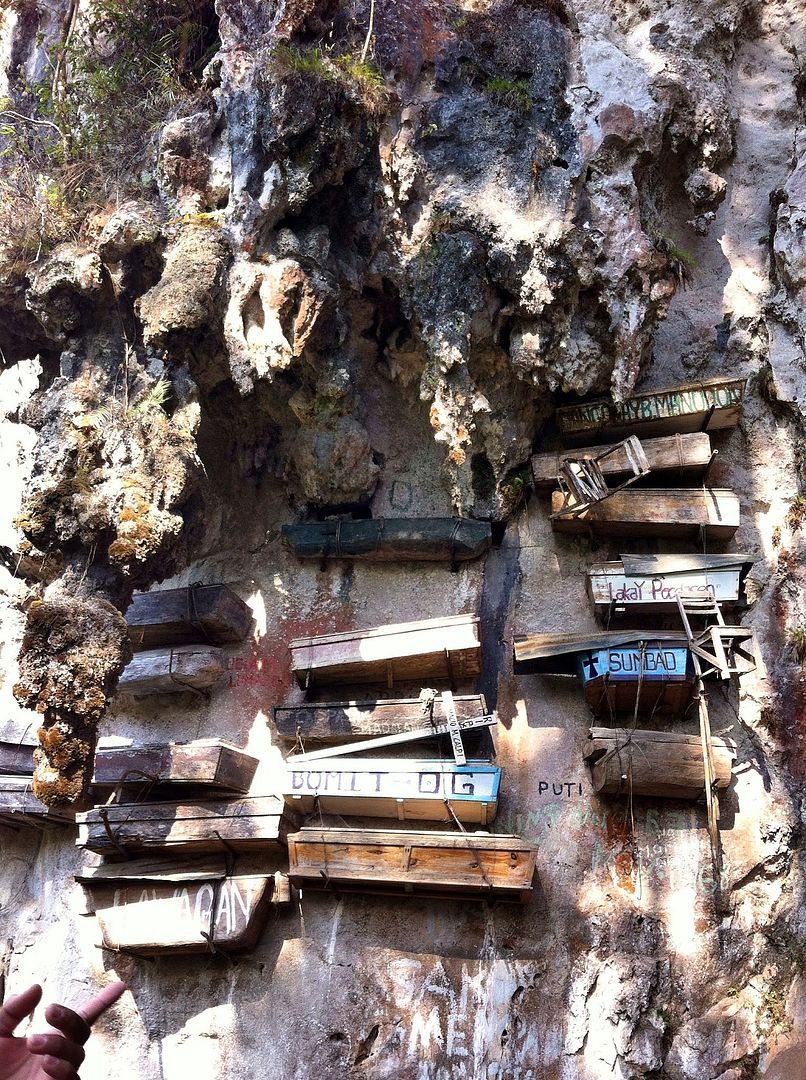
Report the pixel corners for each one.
[1,0,806,1077]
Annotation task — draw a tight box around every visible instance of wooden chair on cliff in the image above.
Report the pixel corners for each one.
[551,435,651,519]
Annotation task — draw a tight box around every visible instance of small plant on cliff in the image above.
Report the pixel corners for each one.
[269,44,389,118]
[656,235,697,283]
[785,494,806,531]
[787,624,806,664]
[483,77,533,112]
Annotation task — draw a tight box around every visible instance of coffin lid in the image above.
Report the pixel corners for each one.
[617,553,754,575]
[290,612,478,649]
[290,827,531,847]
[514,630,688,675]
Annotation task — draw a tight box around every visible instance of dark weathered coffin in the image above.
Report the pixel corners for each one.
[77,860,288,956]
[92,740,259,793]
[587,553,754,618]
[583,727,735,799]
[550,488,740,540]
[126,584,252,650]
[0,776,74,827]
[282,519,491,562]
[532,432,713,491]
[289,614,482,689]
[76,796,293,855]
[288,710,496,762]
[287,828,536,901]
[0,741,37,775]
[555,376,746,441]
[274,694,489,743]
[284,758,500,824]
[513,631,695,716]
[117,646,227,694]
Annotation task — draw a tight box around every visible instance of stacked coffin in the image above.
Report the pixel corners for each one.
[76,581,295,956]
[76,736,296,956]
[523,375,756,808]
[0,740,73,829]
[533,376,746,540]
[119,584,252,697]
[277,611,536,901]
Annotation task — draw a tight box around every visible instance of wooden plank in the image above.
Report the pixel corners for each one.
[117,646,226,695]
[274,695,488,742]
[284,759,500,824]
[584,727,734,799]
[81,872,287,955]
[289,712,496,762]
[532,432,713,490]
[289,614,481,689]
[92,740,259,793]
[76,796,293,855]
[0,742,36,775]
[282,519,491,562]
[0,776,74,825]
[126,584,252,650]
[587,556,750,616]
[287,828,536,901]
[555,376,746,441]
[76,857,228,884]
[550,488,740,540]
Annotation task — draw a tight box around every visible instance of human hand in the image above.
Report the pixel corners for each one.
[0,981,126,1080]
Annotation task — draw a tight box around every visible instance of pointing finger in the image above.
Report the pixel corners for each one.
[77,981,127,1027]
[0,984,43,1038]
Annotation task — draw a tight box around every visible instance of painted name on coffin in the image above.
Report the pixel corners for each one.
[288,764,500,801]
[106,877,258,936]
[579,646,689,681]
[598,574,737,605]
[560,381,744,429]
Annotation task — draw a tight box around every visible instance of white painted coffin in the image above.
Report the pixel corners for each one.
[284,758,500,824]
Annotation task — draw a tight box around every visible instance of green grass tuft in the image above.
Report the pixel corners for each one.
[483,77,533,112]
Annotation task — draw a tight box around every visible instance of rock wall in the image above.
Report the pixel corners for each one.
[1,0,806,1077]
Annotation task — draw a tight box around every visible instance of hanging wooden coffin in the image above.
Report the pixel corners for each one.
[76,796,293,855]
[287,828,536,901]
[92,740,259,794]
[76,860,290,956]
[532,432,713,490]
[549,488,740,541]
[555,376,746,442]
[0,741,36,775]
[578,643,696,716]
[273,694,489,743]
[126,584,252,649]
[583,727,736,800]
[117,646,227,694]
[284,758,500,824]
[587,554,754,619]
[513,631,695,715]
[289,614,482,689]
[0,776,74,828]
[282,519,491,563]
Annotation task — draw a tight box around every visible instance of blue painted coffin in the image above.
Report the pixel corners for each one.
[578,645,695,716]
